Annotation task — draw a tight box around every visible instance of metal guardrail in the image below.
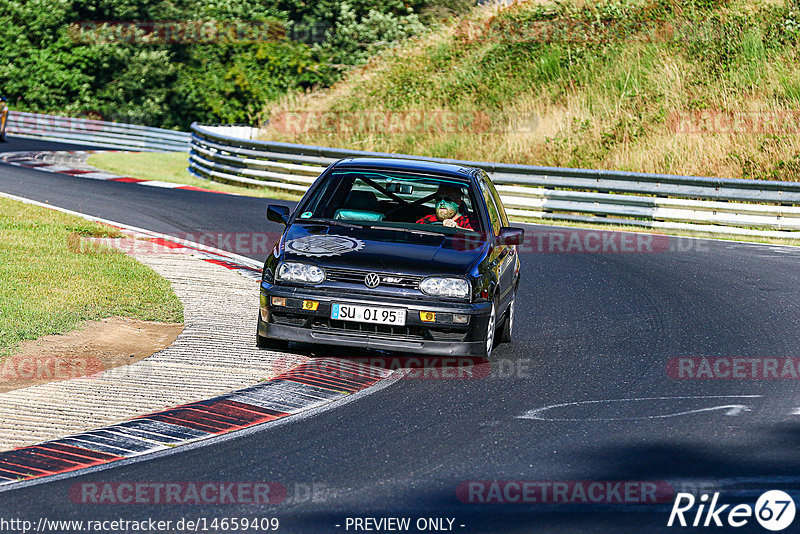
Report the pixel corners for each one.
[189,122,800,238]
[6,111,190,152]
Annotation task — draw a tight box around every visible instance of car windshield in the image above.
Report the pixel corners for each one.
[295,170,484,235]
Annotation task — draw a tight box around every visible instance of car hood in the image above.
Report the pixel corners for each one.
[280,223,488,276]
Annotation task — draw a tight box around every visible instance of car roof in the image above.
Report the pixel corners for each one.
[332,157,482,182]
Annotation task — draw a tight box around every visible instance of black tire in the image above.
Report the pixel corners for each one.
[256,330,270,348]
[481,301,497,359]
[498,296,515,344]
[256,316,288,350]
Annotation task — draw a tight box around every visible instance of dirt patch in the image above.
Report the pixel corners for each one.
[0,317,183,393]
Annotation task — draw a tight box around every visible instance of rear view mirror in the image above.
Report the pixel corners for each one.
[498,227,524,246]
[267,204,291,226]
[386,182,413,195]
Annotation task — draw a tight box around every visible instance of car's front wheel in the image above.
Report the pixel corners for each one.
[498,295,515,344]
[481,302,497,358]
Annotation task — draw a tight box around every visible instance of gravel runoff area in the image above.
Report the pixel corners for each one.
[0,241,308,451]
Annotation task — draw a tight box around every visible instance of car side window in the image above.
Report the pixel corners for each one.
[484,174,509,226]
[479,179,502,236]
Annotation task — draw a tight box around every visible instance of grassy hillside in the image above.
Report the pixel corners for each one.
[261,0,800,180]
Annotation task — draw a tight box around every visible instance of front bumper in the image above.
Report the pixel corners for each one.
[258,282,492,357]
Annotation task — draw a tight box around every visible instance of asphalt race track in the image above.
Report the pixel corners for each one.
[2,136,800,533]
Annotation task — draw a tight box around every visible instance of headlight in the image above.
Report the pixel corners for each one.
[420,277,470,299]
[276,262,325,284]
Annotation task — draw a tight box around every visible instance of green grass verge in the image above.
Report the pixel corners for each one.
[0,197,184,358]
[86,151,302,201]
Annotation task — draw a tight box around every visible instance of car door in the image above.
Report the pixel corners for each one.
[478,177,515,309]
[483,173,519,299]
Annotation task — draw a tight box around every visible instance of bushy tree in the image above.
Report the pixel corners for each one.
[316,3,425,67]
[0,0,470,127]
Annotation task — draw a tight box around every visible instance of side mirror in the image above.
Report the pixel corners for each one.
[497,227,524,246]
[267,204,291,226]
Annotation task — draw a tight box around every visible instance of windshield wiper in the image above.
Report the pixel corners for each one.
[303,219,446,236]
[302,218,366,229]
[366,225,442,236]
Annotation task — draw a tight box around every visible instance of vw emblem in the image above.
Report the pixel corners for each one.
[365,273,381,288]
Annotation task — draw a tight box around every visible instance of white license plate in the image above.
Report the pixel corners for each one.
[331,304,406,326]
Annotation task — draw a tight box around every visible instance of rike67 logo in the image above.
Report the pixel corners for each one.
[668,490,796,531]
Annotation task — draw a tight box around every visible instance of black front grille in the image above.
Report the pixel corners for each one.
[271,312,309,326]
[312,318,425,340]
[427,328,469,342]
[325,267,422,289]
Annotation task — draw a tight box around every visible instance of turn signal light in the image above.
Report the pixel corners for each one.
[271,297,286,307]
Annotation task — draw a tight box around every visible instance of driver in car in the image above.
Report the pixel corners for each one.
[416,184,474,230]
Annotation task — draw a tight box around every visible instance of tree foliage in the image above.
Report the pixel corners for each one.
[0,0,462,127]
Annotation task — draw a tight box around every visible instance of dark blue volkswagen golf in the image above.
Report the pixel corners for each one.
[258,157,523,358]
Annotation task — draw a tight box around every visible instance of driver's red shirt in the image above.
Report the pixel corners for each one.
[416,214,474,230]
